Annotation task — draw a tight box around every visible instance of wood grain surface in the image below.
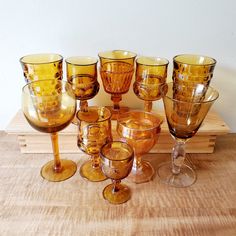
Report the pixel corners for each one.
[0,131,236,235]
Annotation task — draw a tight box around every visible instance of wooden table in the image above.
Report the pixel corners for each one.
[0,131,236,235]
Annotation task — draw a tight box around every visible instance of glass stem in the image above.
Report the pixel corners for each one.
[171,140,186,175]
[50,132,62,173]
[111,94,121,110]
[144,101,152,112]
[112,179,121,193]
[133,154,142,170]
[80,100,88,112]
[91,154,100,168]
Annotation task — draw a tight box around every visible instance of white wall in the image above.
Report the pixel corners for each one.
[0,0,235,131]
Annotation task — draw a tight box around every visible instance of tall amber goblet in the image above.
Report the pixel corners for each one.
[100,141,134,204]
[133,56,169,112]
[22,80,77,182]
[157,82,219,187]
[98,50,137,119]
[66,56,99,124]
[77,106,112,182]
[117,111,162,184]
[20,53,63,83]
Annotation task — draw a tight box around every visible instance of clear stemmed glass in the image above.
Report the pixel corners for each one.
[157,82,219,187]
[133,56,169,112]
[117,111,162,183]
[77,106,112,182]
[98,50,137,119]
[22,79,77,181]
[20,53,63,83]
[66,56,99,124]
[100,141,134,204]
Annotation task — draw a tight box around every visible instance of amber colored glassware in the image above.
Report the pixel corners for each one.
[66,56,99,124]
[134,57,169,112]
[98,50,137,119]
[100,141,134,204]
[117,111,162,184]
[20,53,63,83]
[22,80,77,182]
[157,82,219,187]
[77,106,112,182]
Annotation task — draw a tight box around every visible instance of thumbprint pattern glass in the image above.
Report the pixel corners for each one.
[100,141,134,204]
[66,56,99,124]
[117,111,162,183]
[133,57,169,112]
[22,80,77,182]
[99,50,137,119]
[20,53,63,83]
[157,82,219,187]
[77,106,112,182]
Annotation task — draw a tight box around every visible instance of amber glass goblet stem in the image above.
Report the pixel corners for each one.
[111,94,121,110]
[91,154,100,168]
[133,154,142,170]
[112,180,121,193]
[171,140,186,175]
[144,101,152,112]
[50,132,62,173]
[79,100,88,112]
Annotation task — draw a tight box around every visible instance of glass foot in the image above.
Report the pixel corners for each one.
[80,160,107,182]
[41,159,77,182]
[128,160,155,184]
[103,183,131,204]
[105,106,129,120]
[157,162,197,187]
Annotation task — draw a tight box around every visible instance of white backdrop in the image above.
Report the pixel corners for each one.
[0,0,235,131]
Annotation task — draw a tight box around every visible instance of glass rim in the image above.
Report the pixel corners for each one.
[76,106,111,123]
[65,56,98,66]
[22,79,72,97]
[98,50,137,60]
[161,82,219,104]
[20,53,63,65]
[100,141,134,162]
[136,56,169,66]
[173,54,217,66]
[117,110,162,131]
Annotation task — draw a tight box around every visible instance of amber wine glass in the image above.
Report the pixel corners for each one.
[22,80,77,182]
[77,106,112,182]
[100,141,134,204]
[157,82,219,187]
[66,56,99,124]
[20,53,63,83]
[117,111,162,184]
[98,50,137,119]
[133,56,169,112]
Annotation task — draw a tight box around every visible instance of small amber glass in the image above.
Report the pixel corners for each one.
[98,50,137,119]
[100,141,134,204]
[77,106,112,182]
[117,111,162,184]
[20,53,63,83]
[134,57,169,112]
[158,82,219,187]
[66,57,99,123]
[22,80,77,182]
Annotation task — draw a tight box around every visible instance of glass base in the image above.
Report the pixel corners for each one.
[41,159,77,182]
[103,183,131,204]
[80,160,107,182]
[157,162,197,187]
[128,160,155,184]
[105,106,129,120]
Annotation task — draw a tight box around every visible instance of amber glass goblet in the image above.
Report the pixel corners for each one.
[98,50,137,119]
[100,141,134,204]
[134,56,169,112]
[117,111,162,183]
[77,106,112,182]
[66,56,99,124]
[22,80,77,182]
[157,82,219,187]
[20,53,63,83]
